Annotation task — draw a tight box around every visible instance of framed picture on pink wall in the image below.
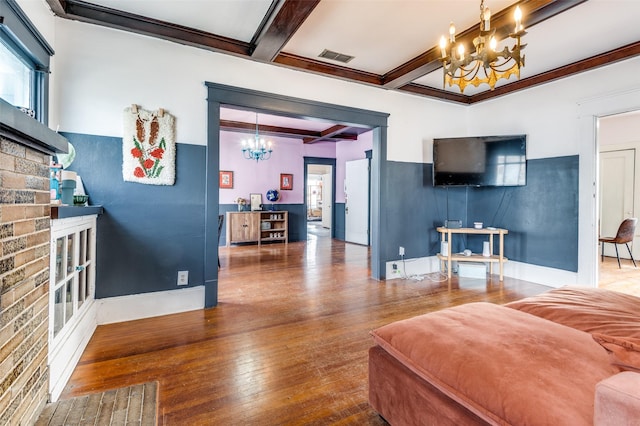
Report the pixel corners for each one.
[280,173,293,190]
[219,171,233,189]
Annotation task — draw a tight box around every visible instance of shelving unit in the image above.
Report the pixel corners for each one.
[436,227,509,281]
[259,211,288,244]
[227,211,288,246]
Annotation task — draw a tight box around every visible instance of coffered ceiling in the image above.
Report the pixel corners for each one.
[44,0,640,138]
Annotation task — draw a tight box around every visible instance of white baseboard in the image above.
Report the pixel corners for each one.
[97,286,205,325]
[385,256,578,288]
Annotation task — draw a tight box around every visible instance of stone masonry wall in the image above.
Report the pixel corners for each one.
[0,136,51,425]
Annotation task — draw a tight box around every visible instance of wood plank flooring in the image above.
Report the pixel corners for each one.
[61,238,550,425]
[599,255,640,297]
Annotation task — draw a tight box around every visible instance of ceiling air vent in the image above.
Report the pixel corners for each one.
[319,49,354,64]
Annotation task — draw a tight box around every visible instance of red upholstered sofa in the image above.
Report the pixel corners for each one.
[368,287,640,425]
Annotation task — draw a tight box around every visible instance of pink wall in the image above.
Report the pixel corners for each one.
[219,130,335,205]
[335,131,373,202]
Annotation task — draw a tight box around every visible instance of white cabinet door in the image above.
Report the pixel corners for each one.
[345,159,369,245]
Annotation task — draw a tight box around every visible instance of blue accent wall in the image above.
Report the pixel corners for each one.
[63,130,579,300]
[65,130,310,299]
[63,132,207,298]
[385,156,579,272]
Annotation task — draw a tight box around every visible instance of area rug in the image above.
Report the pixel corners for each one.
[35,381,158,426]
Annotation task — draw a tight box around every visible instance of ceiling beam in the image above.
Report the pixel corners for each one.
[397,84,471,104]
[220,120,358,142]
[381,0,587,90]
[303,125,358,144]
[45,0,250,56]
[274,52,383,86]
[251,0,321,62]
[468,40,640,104]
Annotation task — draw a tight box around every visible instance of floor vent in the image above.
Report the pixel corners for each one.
[319,49,354,64]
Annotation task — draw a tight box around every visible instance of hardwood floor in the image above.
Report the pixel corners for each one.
[598,254,640,297]
[62,238,550,425]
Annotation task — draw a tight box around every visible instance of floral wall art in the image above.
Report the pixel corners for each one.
[123,105,176,185]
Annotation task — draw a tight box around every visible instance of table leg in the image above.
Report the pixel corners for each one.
[499,231,505,281]
[489,234,494,276]
[447,230,452,279]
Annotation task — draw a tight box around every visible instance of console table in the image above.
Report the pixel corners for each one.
[436,227,509,281]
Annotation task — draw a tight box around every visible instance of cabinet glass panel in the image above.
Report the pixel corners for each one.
[66,234,74,275]
[84,264,92,302]
[53,286,64,337]
[65,278,74,323]
[55,236,64,283]
[86,229,92,261]
[77,269,85,308]
[79,230,86,264]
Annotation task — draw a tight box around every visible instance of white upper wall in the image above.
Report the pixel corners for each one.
[48,17,465,164]
[466,58,640,159]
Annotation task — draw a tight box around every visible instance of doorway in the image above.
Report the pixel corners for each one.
[304,157,336,240]
[206,82,389,307]
[306,163,333,240]
[597,111,640,297]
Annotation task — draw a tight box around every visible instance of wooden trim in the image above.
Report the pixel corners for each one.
[220,119,358,142]
[251,0,321,61]
[398,83,471,104]
[48,0,250,56]
[274,52,383,86]
[469,40,640,104]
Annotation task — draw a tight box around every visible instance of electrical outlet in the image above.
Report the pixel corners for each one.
[392,263,398,270]
[399,246,405,256]
[177,270,189,286]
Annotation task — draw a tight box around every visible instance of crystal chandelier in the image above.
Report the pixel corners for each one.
[439,0,526,93]
[241,113,273,162]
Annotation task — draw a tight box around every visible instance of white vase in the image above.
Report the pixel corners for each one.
[482,241,491,257]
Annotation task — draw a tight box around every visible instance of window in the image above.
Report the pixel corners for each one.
[0,39,33,111]
[0,0,53,123]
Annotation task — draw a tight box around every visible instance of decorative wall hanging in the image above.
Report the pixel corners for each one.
[123,104,176,185]
[280,173,293,190]
[219,170,233,188]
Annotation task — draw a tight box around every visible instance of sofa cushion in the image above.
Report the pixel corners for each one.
[370,302,618,426]
[594,372,640,426]
[505,287,640,370]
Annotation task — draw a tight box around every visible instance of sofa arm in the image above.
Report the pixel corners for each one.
[594,371,640,426]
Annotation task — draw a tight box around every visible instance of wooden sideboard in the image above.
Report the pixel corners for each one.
[226,211,288,246]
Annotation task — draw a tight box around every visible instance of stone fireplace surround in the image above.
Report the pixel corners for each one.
[0,98,68,424]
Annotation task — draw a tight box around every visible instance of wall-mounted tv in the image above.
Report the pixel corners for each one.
[433,135,527,187]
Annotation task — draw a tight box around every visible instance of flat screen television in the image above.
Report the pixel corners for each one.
[432,135,527,187]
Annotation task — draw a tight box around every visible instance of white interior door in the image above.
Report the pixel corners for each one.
[345,159,369,245]
[321,172,332,229]
[599,149,635,258]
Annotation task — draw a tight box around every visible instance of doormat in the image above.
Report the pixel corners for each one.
[35,381,158,425]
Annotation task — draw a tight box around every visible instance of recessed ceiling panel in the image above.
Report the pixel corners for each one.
[283,0,514,75]
[413,0,640,95]
[85,0,274,42]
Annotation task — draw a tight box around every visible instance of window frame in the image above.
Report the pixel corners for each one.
[0,0,54,124]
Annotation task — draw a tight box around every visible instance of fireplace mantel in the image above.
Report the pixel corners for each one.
[0,98,68,154]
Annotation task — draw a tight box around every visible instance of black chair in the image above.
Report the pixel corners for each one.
[218,214,224,268]
[599,217,638,268]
